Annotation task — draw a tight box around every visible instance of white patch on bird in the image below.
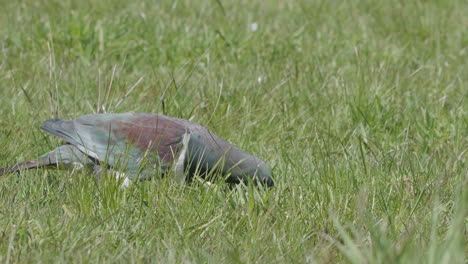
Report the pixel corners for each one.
[115,171,126,180]
[250,22,258,32]
[121,177,131,189]
[173,132,190,183]
[72,162,84,170]
[114,171,131,189]
[69,162,84,173]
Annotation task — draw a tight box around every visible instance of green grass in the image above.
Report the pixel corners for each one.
[0,0,467,262]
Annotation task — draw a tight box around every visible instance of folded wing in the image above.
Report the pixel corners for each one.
[40,113,189,179]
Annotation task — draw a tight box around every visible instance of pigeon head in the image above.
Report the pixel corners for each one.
[254,162,274,188]
[184,130,274,188]
[226,157,274,188]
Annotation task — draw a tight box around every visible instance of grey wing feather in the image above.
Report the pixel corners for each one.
[40,118,108,161]
[41,119,81,146]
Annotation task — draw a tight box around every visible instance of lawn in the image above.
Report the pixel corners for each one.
[0,0,466,263]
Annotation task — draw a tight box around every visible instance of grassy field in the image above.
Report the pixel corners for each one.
[0,0,466,262]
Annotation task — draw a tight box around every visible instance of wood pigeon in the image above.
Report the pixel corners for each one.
[0,113,274,187]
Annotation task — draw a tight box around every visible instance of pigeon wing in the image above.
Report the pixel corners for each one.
[40,113,189,178]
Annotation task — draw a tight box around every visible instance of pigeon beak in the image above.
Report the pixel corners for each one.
[262,176,274,188]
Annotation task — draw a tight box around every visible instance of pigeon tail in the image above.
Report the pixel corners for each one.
[0,145,96,176]
[0,160,42,176]
[0,119,73,176]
